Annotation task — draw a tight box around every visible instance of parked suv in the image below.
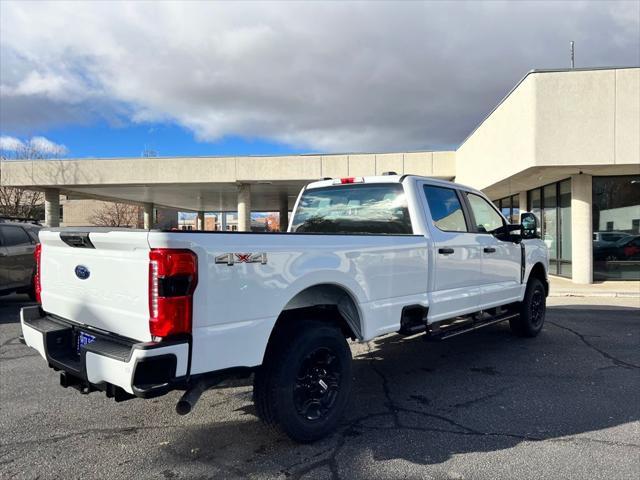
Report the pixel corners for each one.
[0,219,41,298]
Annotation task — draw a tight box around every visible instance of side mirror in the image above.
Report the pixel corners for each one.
[520,212,538,239]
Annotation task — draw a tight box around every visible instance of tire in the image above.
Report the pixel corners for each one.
[253,318,352,443]
[510,277,546,338]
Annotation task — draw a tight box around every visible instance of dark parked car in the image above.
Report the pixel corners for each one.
[593,235,640,261]
[0,219,41,298]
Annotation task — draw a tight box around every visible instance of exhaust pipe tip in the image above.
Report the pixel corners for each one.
[175,375,226,416]
[176,400,192,416]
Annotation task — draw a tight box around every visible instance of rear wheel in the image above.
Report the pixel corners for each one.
[253,318,352,443]
[510,277,546,337]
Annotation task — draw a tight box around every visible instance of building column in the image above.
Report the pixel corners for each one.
[143,203,154,229]
[44,189,60,227]
[220,211,227,231]
[518,191,528,214]
[237,184,251,232]
[197,211,205,231]
[571,174,593,284]
[279,194,289,232]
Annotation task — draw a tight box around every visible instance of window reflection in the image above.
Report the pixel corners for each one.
[593,175,640,280]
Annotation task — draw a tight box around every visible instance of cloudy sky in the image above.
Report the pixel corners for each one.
[1,1,638,158]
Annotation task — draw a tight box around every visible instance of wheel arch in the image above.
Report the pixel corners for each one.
[527,262,549,297]
[280,283,363,338]
[259,283,362,367]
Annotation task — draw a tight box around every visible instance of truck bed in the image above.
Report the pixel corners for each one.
[38,229,429,374]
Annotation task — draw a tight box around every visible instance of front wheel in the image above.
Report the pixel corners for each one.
[253,319,352,443]
[510,277,546,337]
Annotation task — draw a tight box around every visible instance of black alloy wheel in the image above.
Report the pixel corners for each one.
[293,347,341,421]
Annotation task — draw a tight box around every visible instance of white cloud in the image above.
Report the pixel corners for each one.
[0,135,67,156]
[28,136,68,155]
[1,1,638,152]
[0,135,25,152]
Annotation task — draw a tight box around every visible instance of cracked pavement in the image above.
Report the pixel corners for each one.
[1,294,639,479]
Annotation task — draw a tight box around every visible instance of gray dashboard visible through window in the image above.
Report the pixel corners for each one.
[466,192,505,233]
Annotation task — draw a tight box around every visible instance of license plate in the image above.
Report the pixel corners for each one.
[77,331,96,354]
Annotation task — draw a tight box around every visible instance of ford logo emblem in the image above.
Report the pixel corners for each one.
[75,265,90,280]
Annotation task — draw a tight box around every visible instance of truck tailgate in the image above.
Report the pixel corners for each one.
[39,230,152,342]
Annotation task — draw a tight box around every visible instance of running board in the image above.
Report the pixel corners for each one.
[425,310,519,341]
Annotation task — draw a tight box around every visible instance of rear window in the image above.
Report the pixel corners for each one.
[291,183,412,234]
[0,225,33,246]
[25,227,41,243]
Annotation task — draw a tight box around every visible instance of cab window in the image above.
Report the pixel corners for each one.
[466,193,504,233]
[423,186,468,232]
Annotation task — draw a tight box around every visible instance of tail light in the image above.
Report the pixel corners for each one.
[148,249,198,339]
[34,243,42,303]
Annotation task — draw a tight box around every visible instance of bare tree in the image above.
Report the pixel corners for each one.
[0,139,66,220]
[0,183,44,219]
[89,202,142,227]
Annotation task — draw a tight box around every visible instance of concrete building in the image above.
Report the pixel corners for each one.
[58,197,178,230]
[1,67,638,283]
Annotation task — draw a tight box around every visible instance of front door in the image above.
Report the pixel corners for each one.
[421,184,484,322]
[464,192,522,308]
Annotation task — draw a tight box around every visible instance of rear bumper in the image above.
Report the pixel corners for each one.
[20,306,189,399]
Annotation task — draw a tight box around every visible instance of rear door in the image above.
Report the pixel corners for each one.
[463,192,522,307]
[0,225,35,289]
[421,184,483,322]
[39,230,152,341]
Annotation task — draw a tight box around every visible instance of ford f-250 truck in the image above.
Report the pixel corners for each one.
[21,174,548,442]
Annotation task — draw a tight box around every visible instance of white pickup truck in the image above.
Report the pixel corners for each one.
[21,174,548,442]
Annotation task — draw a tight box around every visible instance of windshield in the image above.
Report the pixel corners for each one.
[291,183,412,234]
[615,235,637,247]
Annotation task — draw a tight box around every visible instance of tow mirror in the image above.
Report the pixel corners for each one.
[491,223,522,242]
[520,212,538,239]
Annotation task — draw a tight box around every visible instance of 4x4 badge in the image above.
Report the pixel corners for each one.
[215,253,268,266]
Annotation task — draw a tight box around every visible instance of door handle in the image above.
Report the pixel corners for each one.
[438,248,455,255]
[483,247,496,253]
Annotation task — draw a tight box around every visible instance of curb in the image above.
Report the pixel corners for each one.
[549,292,640,298]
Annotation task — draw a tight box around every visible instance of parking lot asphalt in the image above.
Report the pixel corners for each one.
[1,294,639,480]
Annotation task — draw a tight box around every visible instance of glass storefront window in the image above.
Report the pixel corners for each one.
[543,185,558,272]
[527,179,572,278]
[558,180,572,277]
[529,188,542,237]
[500,196,511,220]
[593,175,640,281]
[494,194,520,224]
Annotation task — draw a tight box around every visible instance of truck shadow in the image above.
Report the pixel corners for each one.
[161,303,640,478]
[0,294,34,325]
